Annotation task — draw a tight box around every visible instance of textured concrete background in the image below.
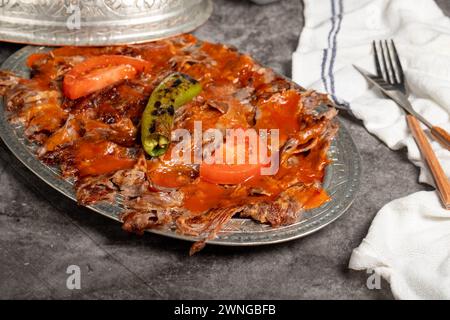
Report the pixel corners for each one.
[0,0,449,299]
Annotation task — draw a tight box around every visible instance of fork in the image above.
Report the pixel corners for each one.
[371,40,450,209]
[373,40,450,150]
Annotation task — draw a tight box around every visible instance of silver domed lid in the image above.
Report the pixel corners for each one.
[0,0,213,46]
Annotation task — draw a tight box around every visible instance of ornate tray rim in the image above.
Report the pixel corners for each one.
[0,45,361,246]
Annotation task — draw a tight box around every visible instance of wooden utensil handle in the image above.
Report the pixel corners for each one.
[431,126,450,151]
[407,115,450,210]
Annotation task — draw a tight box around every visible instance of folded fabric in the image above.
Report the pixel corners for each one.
[350,191,450,299]
[292,0,450,299]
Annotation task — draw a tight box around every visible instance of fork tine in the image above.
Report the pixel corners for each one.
[373,41,383,78]
[391,39,405,84]
[384,40,397,84]
[379,41,390,83]
[380,41,395,84]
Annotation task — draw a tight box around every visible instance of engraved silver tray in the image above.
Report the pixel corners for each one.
[0,0,213,46]
[0,46,361,246]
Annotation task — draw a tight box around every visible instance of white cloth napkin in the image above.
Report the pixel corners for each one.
[292,0,450,299]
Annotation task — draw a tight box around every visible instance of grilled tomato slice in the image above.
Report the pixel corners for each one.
[63,55,151,100]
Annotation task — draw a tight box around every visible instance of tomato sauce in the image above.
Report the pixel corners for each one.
[23,34,333,215]
[74,140,136,177]
[179,148,330,213]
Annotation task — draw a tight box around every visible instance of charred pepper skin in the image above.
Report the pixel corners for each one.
[141,73,202,157]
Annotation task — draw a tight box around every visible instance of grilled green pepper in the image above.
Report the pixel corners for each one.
[141,73,202,157]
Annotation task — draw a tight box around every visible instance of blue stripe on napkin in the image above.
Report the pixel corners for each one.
[321,0,351,108]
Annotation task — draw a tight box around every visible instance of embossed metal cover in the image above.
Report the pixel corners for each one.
[0,46,361,246]
[0,0,213,46]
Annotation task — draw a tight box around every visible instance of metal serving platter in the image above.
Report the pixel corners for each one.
[0,0,213,46]
[0,45,361,246]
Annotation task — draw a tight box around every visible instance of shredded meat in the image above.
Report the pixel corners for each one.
[76,174,117,205]
[0,34,338,253]
[239,185,306,226]
[0,71,22,95]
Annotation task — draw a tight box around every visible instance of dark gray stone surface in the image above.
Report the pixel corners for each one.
[0,0,449,300]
